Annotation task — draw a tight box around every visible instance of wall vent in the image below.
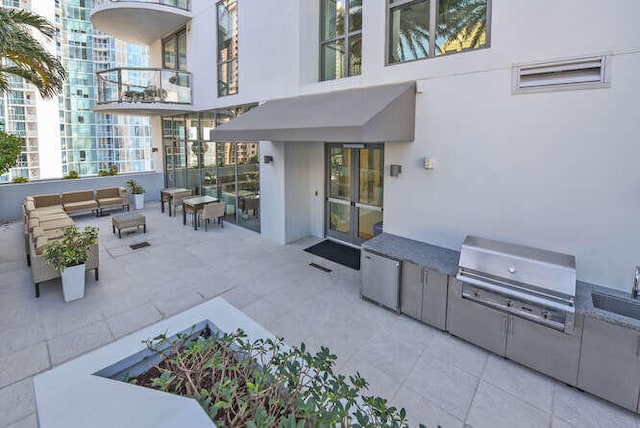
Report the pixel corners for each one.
[513,56,608,94]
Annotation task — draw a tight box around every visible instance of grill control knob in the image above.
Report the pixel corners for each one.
[506,299,513,307]
[508,265,517,274]
[542,311,549,319]
[473,290,480,297]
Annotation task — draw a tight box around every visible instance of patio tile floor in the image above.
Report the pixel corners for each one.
[0,202,638,427]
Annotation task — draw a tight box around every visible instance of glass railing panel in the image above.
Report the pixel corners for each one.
[93,0,190,11]
[96,68,191,105]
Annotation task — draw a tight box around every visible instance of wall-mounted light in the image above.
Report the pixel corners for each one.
[152,148,158,153]
[423,156,436,169]
[390,164,402,177]
[263,155,274,164]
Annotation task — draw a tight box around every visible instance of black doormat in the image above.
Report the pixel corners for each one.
[304,240,360,270]
[130,241,150,250]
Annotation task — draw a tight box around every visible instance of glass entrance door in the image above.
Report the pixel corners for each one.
[326,143,383,245]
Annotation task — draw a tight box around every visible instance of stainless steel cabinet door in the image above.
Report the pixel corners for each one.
[447,279,507,356]
[421,270,448,330]
[361,251,400,311]
[400,261,423,320]
[506,314,583,386]
[578,316,640,412]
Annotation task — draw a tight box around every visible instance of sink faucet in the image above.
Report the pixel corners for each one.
[633,266,640,299]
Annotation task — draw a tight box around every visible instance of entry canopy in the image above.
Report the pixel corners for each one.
[209,81,416,143]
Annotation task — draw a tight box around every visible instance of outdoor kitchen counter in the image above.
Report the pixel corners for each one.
[362,232,460,277]
[575,281,640,331]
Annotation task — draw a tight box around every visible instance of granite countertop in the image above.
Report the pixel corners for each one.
[576,281,640,331]
[362,232,460,277]
[364,232,640,332]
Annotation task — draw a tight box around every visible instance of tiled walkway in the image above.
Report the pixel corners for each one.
[0,202,638,427]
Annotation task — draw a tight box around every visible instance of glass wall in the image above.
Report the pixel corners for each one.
[162,105,259,232]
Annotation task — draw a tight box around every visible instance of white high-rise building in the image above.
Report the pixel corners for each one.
[90,0,640,291]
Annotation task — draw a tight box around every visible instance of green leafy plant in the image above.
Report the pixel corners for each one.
[63,170,79,179]
[133,329,420,427]
[43,225,98,271]
[0,130,23,176]
[12,176,29,183]
[98,165,118,176]
[0,8,66,98]
[126,178,145,194]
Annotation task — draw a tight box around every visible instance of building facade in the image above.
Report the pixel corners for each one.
[90,0,640,291]
[0,0,154,182]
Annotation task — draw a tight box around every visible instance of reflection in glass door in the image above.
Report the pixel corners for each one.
[326,144,383,245]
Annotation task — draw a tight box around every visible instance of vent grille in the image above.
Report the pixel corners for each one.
[513,56,608,94]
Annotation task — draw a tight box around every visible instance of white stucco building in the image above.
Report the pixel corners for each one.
[90,0,640,291]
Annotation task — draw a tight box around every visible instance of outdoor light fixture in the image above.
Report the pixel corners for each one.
[390,164,402,177]
[263,155,274,164]
[423,156,436,169]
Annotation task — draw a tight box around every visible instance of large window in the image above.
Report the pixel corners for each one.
[163,29,187,71]
[320,0,362,81]
[387,0,489,64]
[217,0,238,96]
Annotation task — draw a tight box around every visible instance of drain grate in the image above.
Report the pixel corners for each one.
[309,262,332,273]
[129,242,150,250]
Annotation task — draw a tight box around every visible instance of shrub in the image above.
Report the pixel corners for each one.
[126,178,144,194]
[98,165,118,176]
[0,131,23,176]
[63,170,79,179]
[43,226,98,271]
[12,176,29,183]
[133,329,417,427]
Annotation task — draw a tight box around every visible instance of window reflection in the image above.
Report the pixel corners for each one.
[388,0,489,64]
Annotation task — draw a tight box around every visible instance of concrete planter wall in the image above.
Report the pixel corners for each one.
[34,298,274,428]
[0,172,164,221]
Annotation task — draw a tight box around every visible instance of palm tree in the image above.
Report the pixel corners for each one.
[0,7,66,98]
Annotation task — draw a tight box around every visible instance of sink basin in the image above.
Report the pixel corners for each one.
[592,292,640,320]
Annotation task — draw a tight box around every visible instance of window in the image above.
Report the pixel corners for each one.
[217,0,238,96]
[513,56,608,94]
[163,29,187,71]
[387,0,489,64]
[320,0,362,81]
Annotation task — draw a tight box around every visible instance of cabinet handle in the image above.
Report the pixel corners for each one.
[636,337,640,358]
[509,317,514,336]
[502,316,508,333]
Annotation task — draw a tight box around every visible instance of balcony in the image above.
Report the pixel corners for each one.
[91,0,191,45]
[94,67,192,116]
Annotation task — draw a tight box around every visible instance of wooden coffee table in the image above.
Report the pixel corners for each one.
[112,212,146,238]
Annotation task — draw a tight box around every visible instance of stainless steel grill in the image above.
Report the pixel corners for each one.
[457,236,576,333]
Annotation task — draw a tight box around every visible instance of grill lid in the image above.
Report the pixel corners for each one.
[457,236,576,300]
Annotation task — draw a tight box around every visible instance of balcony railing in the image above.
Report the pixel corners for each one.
[96,68,191,105]
[93,0,190,11]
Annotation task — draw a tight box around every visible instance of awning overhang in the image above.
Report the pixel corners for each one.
[209,81,416,143]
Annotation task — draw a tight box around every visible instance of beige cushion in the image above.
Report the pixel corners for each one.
[24,200,36,213]
[97,197,124,208]
[61,190,95,204]
[39,218,74,231]
[33,194,61,208]
[96,188,120,199]
[63,200,98,212]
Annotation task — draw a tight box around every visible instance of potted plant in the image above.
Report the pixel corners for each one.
[43,226,98,302]
[126,179,145,209]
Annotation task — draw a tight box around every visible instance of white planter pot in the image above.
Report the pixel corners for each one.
[61,263,85,302]
[133,194,145,210]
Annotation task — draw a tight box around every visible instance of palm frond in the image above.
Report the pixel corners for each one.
[0,8,56,39]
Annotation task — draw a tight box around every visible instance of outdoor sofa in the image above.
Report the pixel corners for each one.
[23,195,99,297]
